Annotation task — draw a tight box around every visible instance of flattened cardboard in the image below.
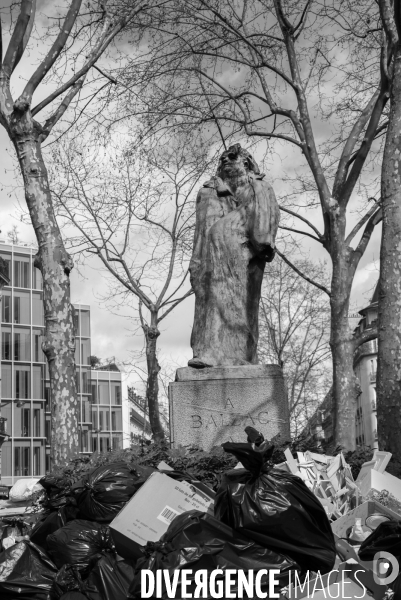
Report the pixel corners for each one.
[110,472,214,559]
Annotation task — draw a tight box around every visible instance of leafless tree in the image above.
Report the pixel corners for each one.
[377,1,401,459]
[51,130,216,442]
[0,0,153,464]
[259,256,331,437]
[117,0,386,449]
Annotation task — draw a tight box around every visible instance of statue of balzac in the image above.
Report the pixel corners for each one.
[188,144,280,368]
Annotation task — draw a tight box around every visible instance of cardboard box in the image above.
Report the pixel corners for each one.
[110,472,214,559]
[359,469,401,500]
[331,500,399,538]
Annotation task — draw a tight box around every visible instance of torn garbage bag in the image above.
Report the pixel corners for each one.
[214,442,336,574]
[128,510,300,599]
[83,554,136,600]
[76,462,155,522]
[47,519,113,575]
[0,540,57,600]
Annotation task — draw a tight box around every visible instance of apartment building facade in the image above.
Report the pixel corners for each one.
[0,241,130,486]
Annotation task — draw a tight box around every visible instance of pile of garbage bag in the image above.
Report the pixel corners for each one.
[0,431,341,599]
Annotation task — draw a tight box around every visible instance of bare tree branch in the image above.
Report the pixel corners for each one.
[2,0,35,75]
[275,248,331,296]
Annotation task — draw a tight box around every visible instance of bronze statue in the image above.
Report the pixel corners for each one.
[188,144,280,368]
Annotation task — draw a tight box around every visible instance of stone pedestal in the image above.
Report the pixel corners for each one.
[169,364,290,451]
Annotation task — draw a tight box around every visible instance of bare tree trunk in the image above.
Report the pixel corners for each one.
[11,109,78,465]
[143,312,165,443]
[377,42,401,456]
[330,223,358,450]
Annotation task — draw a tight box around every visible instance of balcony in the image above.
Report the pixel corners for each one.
[369,371,377,383]
[0,417,7,434]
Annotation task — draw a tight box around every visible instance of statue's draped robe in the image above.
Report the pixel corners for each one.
[189,173,280,366]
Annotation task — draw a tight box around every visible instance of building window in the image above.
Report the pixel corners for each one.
[33,408,41,437]
[80,310,90,337]
[32,266,42,290]
[98,382,109,404]
[81,400,91,423]
[14,296,20,323]
[81,370,90,394]
[111,382,121,405]
[1,441,12,476]
[2,330,11,360]
[2,294,11,322]
[33,447,41,476]
[33,330,45,362]
[45,419,50,445]
[81,339,90,366]
[15,445,30,476]
[16,368,30,399]
[111,409,122,430]
[80,429,89,453]
[14,292,29,324]
[112,435,122,450]
[99,410,110,431]
[32,293,44,325]
[14,260,30,288]
[2,364,12,397]
[21,407,31,437]
[14,329,31,361]
[0,257,11,283]
[99,435,111,453]
[91,383,98,404]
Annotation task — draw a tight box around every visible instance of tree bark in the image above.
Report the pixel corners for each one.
[143,313,165,443]
[10,108,78,465]
[329,217,358,450]
[377,42,401,456]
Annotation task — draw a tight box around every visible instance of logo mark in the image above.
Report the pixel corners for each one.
[373,551,399,585]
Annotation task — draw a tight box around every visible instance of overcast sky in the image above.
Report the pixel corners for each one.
[0,1,383,397]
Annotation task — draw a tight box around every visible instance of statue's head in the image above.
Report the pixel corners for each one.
[216,144,260,180]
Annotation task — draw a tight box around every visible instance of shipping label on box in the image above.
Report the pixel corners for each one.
[110,472,214,558]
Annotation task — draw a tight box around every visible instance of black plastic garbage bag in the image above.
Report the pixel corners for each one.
[359,521,401,560]
[0,540,58,600]
[214,442,336,574]
[39,475,80,510]
[128,510,300,599]
[30,506,80,551]
[76,462,155,522]
[50,564,85,600]
[60,594,88,600]
[47,520,113,575]
[83,554,136,600]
